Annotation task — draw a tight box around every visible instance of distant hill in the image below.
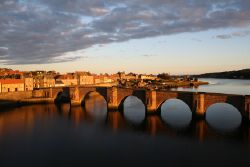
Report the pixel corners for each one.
[192,69,250,79]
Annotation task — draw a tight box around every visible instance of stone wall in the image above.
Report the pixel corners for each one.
[203,93,244,112]
[0,91,32,100]
[32,90,46,98]
[155,91,179,109]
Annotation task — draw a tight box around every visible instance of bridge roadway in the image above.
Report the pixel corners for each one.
[32,86,250,120]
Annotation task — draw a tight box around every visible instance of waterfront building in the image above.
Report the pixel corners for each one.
[94,75,101,84]
[124,73,138,81]
[140,74,157,81]
[24,78,34,91]
[79,75,94,85]
[55,74,78,86]
[103,76,113,83]
[43,75,55,87]
[0,79,25,92]
[33,76,44,88]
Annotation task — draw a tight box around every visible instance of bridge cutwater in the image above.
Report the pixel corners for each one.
[30,86,250,121]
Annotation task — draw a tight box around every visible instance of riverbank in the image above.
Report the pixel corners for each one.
[164,81,208,87]
[0,98,54,111]
[143,80,209,90]
[193,69,250,79]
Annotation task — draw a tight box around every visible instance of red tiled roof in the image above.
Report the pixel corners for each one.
[0,79,24,84]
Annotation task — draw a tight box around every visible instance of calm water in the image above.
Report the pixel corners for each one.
[173,78,250,95]
[1,79,250,167]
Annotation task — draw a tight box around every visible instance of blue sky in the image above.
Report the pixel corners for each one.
[0,0,250,74]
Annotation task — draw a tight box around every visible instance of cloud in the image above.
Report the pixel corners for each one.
[191,38,202,42]
[215,30,250,39]
[141,54,158,58]
[0,0,250,64]
[232,31,250,37]
[0,47,8,57]
[215,34,232,39]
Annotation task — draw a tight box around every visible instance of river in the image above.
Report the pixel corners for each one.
[1,79,250,166]
[173,78,250,95]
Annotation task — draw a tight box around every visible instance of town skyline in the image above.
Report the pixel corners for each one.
[1,1,250,74]
[2,66,250,76]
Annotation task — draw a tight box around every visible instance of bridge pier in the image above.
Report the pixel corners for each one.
[244,96,250,121]
[108,86,119,110]
[194,93,206,118]
[147,90,157,113]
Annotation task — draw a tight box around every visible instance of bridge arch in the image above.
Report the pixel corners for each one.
[119,95,146,125]
[205,102,242,115]
[54,91,71,104]
[156,98,192,113]
[160,99,192,128]
[81,91,108,107]
[118,95,146,112]
[81,91,108,123]
[205,103,242,132]
[53,90,62,99]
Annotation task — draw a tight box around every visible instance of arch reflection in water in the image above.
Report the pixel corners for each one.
[83,92,108,123]
[160,99,192,129]
[205,103,242,132]
[56,103,71,117]
[123,96,146,125]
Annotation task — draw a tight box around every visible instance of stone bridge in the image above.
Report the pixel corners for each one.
[36,86,250,120]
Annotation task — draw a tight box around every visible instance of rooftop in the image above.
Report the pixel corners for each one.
[0,79,24,84]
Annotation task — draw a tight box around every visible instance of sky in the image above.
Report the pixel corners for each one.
[0,0,250,75]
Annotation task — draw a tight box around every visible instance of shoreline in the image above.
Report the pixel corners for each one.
[198,77,250,80]
[0,98,54,111]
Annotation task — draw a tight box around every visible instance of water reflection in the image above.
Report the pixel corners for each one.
[68,107,85,126]
[0,103,249,145]
[194,120,209,142]
[83,92,108,123]
[0,104,250,166]
[205,103,242,132]
[161,99,192,129]
[123,96,146,125]
[56,103,71,117]
[0,104,58,139]
[146,115,166,136]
